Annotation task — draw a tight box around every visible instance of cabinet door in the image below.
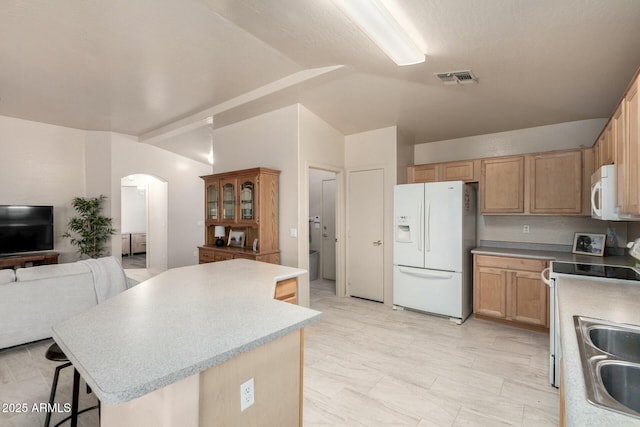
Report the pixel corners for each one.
[438,160,477,182]
[508,271,548,327]
[237,174,259,224]
[205,181,219,221]
[613,104,626,212]
[220,178,236,222]
[598,123,614,166]
[480,156,525,213]
[624,77,640,215]
[529,150,582,214]
[582,147,595,215]
[408,164,439,183]
[473,266,507,319]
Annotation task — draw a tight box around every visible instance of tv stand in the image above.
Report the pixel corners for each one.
[0,252,59,270]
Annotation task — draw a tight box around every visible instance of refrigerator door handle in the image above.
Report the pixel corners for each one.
[424,200,431,252]
[417,201,423,251]
[398,266,453,279]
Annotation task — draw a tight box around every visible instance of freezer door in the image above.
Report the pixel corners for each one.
[423,181,463,272]
[393,265,463,319]
[393,183,425,268]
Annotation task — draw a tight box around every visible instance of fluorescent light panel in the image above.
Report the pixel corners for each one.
[335,0,424,66]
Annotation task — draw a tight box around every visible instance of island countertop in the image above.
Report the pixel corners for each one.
[52,259,322,405]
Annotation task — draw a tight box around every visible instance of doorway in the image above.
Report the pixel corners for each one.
[309,169,337,294]
[120,174,168,275]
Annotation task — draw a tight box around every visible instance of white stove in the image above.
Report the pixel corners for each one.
[543,252,640,388]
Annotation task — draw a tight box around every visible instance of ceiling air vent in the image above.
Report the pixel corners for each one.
[435,70,478,85]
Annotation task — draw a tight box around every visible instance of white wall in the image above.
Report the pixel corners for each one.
[345,126,397,306]
[0,116,86,262]
[413,119,629,248]
[211,105,300,268]
[121,186,147,233]
[109,133,210,269]
[415,119,607,163]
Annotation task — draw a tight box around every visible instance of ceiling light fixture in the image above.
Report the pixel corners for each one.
[334,0,424,66]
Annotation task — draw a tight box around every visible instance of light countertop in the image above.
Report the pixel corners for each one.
[557,275,640,426]
[52,259,322,405]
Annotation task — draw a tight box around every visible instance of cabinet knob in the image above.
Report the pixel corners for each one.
[373,240,382,246]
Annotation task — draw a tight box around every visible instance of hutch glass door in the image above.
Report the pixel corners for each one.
[240,181,254,221]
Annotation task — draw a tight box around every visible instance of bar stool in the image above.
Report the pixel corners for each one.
[44,342,99,427]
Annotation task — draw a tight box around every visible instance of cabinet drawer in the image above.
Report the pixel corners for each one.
[199,249,215,263]
[274,278,297,301]
[214,253,234,262]
[474,254,548,272]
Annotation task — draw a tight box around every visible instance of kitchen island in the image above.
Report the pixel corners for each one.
[52,259,322,427]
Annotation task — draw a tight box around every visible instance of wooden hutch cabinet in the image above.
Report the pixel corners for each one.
[199,167,280,264]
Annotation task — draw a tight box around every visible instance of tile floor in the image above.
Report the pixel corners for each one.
[0,278,558,426]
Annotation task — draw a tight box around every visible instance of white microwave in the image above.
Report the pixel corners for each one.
[591,165,640,221]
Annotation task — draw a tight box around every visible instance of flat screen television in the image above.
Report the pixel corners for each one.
[0,205,54,255]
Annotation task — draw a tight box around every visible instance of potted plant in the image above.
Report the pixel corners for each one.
[63,195,115,258]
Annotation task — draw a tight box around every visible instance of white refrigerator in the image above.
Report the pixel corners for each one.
[393,181,476,323]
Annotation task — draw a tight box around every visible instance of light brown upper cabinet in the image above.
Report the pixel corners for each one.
[613,103,626,212]
[407,163,439,183]
[623,76,640,215]
[599,123,615,167]
[438,160,479,182]
[480,156,525,213]
[529,150,583,214]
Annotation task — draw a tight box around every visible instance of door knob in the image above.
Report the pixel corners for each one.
[373,240,382,246]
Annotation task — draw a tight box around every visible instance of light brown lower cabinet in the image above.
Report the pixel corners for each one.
[274,278,298,304]
[473,254,549,330]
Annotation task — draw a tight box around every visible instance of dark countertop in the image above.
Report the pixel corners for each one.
[471,246,636,267]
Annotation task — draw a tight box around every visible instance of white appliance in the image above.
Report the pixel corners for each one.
[591,165,622,220]
[542,258,640,388]
[591,164,640,221]
[393,181,476,323]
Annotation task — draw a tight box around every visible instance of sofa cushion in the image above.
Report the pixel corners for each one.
[0,269,15,285]
[16,262,91,281]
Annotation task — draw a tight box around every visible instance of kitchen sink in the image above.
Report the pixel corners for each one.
[574,316,640,419]
[589,327,640,364]
[599,362,640,414]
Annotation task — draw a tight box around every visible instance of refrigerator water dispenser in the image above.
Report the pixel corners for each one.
[396,223,412,242]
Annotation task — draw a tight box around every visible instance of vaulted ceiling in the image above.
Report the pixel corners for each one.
[1,0,639,160]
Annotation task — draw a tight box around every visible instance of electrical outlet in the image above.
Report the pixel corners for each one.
[240,378,255,412]
[523,225,530,233]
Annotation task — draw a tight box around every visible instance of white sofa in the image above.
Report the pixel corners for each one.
[0,256,136,349]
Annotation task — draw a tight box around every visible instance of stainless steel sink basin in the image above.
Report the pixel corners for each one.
[589,327,640,364]
[574,316,640,419]
[599,362,640,414]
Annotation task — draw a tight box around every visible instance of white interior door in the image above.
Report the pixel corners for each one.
[321,179,336,280]
[348,168,384,302]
